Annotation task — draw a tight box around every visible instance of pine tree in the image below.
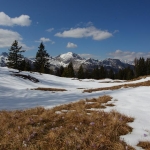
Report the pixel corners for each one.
[7,40,25,71]
[84,69,92,79]
[67,62,74,77]
[134,57,146,77]
[26,61,31,71]
[19,59,26,71]
[108,69,114,79]
[56,66,64,76]
[34,42,50,73]
[126,67,134,80]
[146,58,150,75]
[62,67,69,77]
[59,66,64,76]
[77,65,84,79]
[99,66,106,79]
[92,67,99,79]
[62,62,74,78]
[134,58,140,77]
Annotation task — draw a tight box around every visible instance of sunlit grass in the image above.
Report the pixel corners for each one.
[0,95,136,150]
[137,141,150,150]
[83,80,150,93]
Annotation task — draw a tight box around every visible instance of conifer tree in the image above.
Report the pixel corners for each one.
[34,42,50,73]
[67,62,74,77]
[77,65,84,79]
[7,40,25,71]
[26,61,31,71]
[19,59,26,71]
[126,67,134,80]
[56,66,64,76]
[84,69,92,79]
[59,66,64,76]
[108,69,114,79]
[92,67,99,79]
[62,62,74,77]
[99,66,106,79]
[134,57,146,77]
[146,58,150,75]
[62,67,69,77]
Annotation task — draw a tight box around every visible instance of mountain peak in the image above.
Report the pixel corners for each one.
[56,52,83,63]
[60,52,81,59]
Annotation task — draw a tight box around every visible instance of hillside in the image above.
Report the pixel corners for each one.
[0,67,150,149]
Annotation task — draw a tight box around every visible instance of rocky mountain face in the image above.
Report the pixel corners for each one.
[0,52,134,73]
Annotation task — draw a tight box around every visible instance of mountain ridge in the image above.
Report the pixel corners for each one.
[0,52,134,72]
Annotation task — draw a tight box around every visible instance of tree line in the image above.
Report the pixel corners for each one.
[7,40,150,80]
[7,40,50,73]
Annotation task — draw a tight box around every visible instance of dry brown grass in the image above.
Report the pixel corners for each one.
[83,80,150,93]
[85,95,112,109]
[0,95,136,150]
[31,87,67,92]
[99,80,123,83]
[126,75,150,82]
[106,103,115,107]
[137,141,150,150]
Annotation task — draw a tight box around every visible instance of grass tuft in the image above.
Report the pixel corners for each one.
[137,141,150,150]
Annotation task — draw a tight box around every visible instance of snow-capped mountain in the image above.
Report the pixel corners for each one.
[55,52,83,63]
[0,52,133,72]
[52,52,133,72]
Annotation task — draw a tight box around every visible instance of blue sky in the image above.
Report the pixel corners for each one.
[0,0,150,61]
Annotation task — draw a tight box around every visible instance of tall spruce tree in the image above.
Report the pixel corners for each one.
[34,42,50,73]
[134,57,147,77]
[26,61,31,71]
[146,58,150,75]
[67,62,74,77]
[99,66,106,79]
[56,66,64,77]
[62,62,74,77]
[108,69,114,79]
[77,65,84,79]
[7,40,25,71]
[92,67,99,79]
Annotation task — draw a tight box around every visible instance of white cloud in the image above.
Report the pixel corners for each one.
[0,12,31,26]
[66,42,77,48]
[35,37,55,44]
[46,28,54,32]
[109,50,150,62]
[86,22,94,26]
[55,26,113,41]
[39,37,51,42]
[0,28,22,48]
[0,28,32,50]
[113,30,119,33]
[79,53,100,59]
